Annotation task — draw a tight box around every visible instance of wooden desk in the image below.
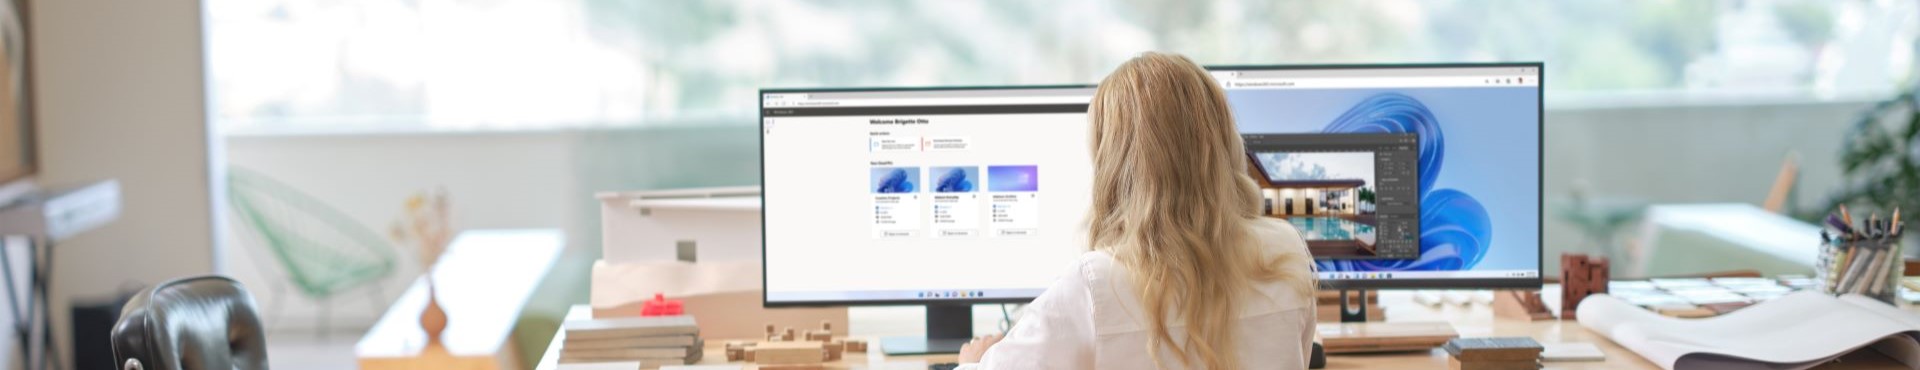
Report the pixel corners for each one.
[537,287,1917,369]
[1326,287,1913,370]
[357,229,564,370]
[535,305,957,370]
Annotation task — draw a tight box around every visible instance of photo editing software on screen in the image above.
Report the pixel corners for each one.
[761,87,1096,304]
[1213,65,1543,286]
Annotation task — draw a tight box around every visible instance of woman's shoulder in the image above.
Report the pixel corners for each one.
[1243,217,1310,254]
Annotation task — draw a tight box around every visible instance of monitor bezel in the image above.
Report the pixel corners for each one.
[1209,62,1546,290]
[759,84,1095,308]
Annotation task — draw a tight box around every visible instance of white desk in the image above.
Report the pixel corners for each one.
[357,229,563,370]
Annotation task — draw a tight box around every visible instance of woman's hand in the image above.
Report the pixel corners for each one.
[957,333,1004,364]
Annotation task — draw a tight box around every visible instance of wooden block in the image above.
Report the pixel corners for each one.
[1560,253,1611,320]
[782,327,797,341]
[743,347,755,362]
[754,341,825,365]
[724,341,752,362]
[1449,357,1541,370]
[805,330,833,342]
[758,365,826,370]
[1442,337,1542,361]
[823,340,844,361]
[842,339,867,352]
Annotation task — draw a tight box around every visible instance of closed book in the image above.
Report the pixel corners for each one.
[556,356,689,367]
[564,316,699,340]
[1442,337,1542,361]
[562,346,696,361]
[1447,358,1540,370]
[565,334,699,350]
[552,361,640,370]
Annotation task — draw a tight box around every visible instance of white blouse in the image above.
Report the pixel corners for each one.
[959,219,1318,370]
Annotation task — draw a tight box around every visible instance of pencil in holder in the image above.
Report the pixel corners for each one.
[1817,223,1904,305]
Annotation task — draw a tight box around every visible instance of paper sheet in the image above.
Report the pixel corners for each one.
[1577,291,1920,370]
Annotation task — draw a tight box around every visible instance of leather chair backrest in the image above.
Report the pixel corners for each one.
[110,276,268,370]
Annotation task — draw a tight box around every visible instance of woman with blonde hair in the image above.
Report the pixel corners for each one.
[955,52,1318,369]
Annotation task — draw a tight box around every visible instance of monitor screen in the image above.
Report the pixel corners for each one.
[1212,64,1544,289]
[760,86,1095,305]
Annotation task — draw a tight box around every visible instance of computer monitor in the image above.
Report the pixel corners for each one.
[1209,63,1544,290]
[759,86,1095,354]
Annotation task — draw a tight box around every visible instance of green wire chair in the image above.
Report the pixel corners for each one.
[226,167,399,337]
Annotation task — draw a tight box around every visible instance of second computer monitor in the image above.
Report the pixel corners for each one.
[1212,63,1544,289]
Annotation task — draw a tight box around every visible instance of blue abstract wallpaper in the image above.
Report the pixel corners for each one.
[933,166,979,193]
[1227,87,1540,273]
[871,167,920,193]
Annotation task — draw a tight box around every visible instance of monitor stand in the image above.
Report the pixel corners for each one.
[1339,289,1369,322]
[880,304,973,355]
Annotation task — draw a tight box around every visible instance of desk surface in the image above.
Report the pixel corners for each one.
[1338,289,1916,369]
[357,229,564,369]
[536,305,956,370]
[538,286,1918,369]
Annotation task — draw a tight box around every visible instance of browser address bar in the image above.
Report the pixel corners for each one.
[765,95,1091,108]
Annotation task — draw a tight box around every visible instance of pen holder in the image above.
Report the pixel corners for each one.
[1817,236,1904,305]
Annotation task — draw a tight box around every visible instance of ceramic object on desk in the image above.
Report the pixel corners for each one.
[420,277,448,346]
[391,188,455,348]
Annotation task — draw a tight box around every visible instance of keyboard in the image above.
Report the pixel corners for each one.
[930,363,960,370]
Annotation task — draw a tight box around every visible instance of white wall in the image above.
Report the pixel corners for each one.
[27,0,216,368]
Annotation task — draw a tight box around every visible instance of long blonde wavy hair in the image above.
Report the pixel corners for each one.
[1087,52,1314,370]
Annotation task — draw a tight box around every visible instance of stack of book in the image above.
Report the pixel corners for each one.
[560,315,704,367]
[1442,337,1541,370]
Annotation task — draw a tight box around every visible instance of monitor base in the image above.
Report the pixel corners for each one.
[880,304,975,355]
[1339,289,1370,323]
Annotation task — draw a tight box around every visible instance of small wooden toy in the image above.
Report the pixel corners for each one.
[1560,253,1610,320]
[755,341,827,365]
[806,321,834,342]
[724,340,752,362]
[728,321,865,367]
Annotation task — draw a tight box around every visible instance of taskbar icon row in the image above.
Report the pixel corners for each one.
[917,290,985,299]
[1325,272,1395,280]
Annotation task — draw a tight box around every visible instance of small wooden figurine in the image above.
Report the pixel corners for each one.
[1560,253,1611,320]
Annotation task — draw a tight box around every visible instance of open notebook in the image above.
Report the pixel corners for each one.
[1577,291,1920,370]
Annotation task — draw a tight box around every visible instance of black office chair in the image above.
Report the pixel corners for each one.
[110,276,269,370]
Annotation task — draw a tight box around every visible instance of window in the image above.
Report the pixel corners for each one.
[207,0,1919,134]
